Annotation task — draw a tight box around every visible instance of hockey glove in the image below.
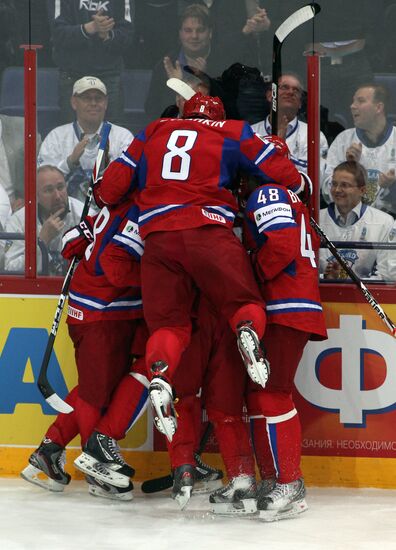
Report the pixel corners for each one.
[61,218,94,260]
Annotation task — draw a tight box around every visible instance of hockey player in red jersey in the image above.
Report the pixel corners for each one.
[94,92,309,443]
[21,201,149,500]
[242,172,327,521]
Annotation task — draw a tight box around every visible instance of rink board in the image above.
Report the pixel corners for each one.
[1,295,396,487]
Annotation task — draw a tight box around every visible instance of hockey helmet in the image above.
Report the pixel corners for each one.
[182,92,226,121]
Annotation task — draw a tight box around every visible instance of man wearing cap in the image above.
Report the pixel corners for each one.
[38,76,133,203]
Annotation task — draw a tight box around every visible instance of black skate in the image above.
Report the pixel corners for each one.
[237,322,270,388]
[20,439,71,492]
[209,475,257,515]
[85,475,134,502]
[149,362,178,442]
[74,431,134,488]
[171,464,195,510]
[193,453,224,494]
[257,477,308,522]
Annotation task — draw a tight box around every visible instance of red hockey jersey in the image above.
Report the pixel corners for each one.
[244,183,327,340]
[64,200,144,324]
[96,118,304,239]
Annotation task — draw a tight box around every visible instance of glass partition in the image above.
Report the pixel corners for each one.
[0,1,395,287]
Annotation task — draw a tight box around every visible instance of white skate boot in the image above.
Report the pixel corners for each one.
[237,322,270,388]
[257,478,308,521]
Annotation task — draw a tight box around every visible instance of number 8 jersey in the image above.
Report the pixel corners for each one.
[244,183,327,340]
[96,118,304,239]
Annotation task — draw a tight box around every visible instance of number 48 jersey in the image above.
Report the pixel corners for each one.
[244,183,327,340]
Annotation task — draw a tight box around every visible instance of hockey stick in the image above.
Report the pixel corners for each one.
[270,4,396,336]
[166,78,196,100]
[311,218,396,336]
[141,421,213,493]
[271,3,321,135]
[37,122,112,413]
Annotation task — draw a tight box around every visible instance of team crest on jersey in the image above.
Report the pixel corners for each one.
[68,305,84,321]
[201,209,226,223]
[389,228,396,242]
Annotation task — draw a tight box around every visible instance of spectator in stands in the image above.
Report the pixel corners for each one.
[145,4,221,119]
[4,165,90,276]
[47,0,135,124]
[319,161,395,281]
[251,72,328,176]
[38,76,132,204]
[178,0,271,73]
[321,84,396,217]
[0,114,42,212]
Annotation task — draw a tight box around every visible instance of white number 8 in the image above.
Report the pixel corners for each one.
[162,130,198,180]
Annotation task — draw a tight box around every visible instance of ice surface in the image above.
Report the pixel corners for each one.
[1,479,396,550]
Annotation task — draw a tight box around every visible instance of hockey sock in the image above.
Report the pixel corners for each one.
[146,326,191,381]
[96,362,149,440]
[45,386,79,447]
[248,391,302,483]
[249,417,276,480]
[207,407,255,478]
[167,395,201,468]
[74,394,102,447]
[228,303,266,339]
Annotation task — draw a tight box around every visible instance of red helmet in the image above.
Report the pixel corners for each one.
[183,92,226,121]
[263,134,290,158]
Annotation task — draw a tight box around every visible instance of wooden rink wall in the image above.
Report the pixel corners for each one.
[1,295,396,488]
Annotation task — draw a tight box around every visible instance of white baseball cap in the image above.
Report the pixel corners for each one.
[72,76,107,96]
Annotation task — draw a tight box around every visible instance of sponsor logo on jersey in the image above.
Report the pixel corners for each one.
[67,305,84,321]
[123,220,139,236]
[201,209,226,223]
[254,204,292,223]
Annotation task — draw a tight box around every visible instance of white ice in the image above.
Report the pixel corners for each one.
[1,479,396,550]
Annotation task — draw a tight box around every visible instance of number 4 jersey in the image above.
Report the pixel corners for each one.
[96,118,304,239]
[244,183,327,340]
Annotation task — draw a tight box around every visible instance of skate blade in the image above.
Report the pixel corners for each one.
[88,484,133,502]
[258,498,308,522]
[20,464,65,492]
[194,478,223,494]
[174,486,193,510]
[210,498,257,516]
[150,390,177,442]
[74,453,130,488]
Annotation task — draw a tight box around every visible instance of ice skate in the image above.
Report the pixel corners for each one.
[257,477,276,499]
[20,439,71,492]
[209,475,257,515]
[85,475,134,502]
[74,431,134,488]
[149,364,177,442]
[193,452,224,493]
[171,464,195,510]
[237,322,270,388]
[257,478,308,522]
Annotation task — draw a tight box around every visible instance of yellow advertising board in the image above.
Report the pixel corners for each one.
[1,295,396,487]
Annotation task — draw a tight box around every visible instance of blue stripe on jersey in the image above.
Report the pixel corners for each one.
[219,137,239,189]
[113,234,144,259]
[138,203,185,226]
[94,215,123,276]
[69,290,142,311]
[240,121,255,142]
[266,298,323,314]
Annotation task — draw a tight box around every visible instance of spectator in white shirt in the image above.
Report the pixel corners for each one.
[319,161,395,281]
[251,72,328,176]
[38,76,132,204]
[4,165,91,275]
[321,83,396,216]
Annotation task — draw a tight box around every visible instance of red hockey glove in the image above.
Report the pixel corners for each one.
[61,218,94,260]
